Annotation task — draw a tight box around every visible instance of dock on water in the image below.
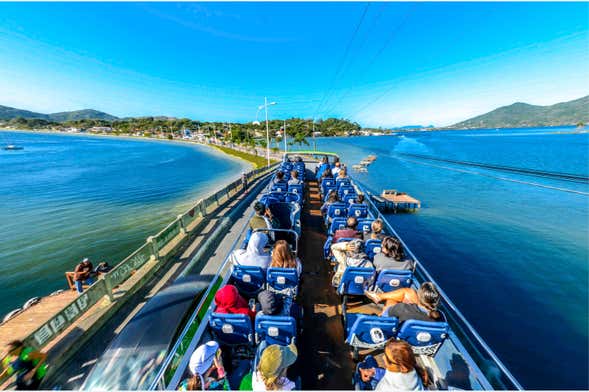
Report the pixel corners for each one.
[371,189,421,212]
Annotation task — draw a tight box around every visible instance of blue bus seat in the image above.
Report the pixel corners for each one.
[271,183,288,193]
[345,313,399,349]
[230,265,266,298]
[288,184,304,196]
[338,186,356,199]
[320,178,336,195]
[336,178,352,189]
[374,270,413,292]
[209,313,254,346]
[328,217,347,236]
[337,267,375,296]
[284,192,302,205]
[348,204,368,218]
[266,267,299,297]
[357,218,375,233]
[325,203,347,225]
[365,239,382,260]
[396,319,449,356]
[255,314,297,346]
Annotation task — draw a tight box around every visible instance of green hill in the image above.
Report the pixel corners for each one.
[0,105,118,122]
[451,95,589,129]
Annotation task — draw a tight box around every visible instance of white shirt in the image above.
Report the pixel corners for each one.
[252,370,295,391]
[375,369,424,391]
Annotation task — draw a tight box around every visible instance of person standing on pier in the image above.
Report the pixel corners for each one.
[73,258,94,293]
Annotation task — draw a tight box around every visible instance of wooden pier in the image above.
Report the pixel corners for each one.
[371,189,421,212]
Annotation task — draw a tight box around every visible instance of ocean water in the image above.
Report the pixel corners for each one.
[0,131,249,317]
[300,127,588,389]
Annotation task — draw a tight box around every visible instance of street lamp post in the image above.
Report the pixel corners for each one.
[255,97,277,167]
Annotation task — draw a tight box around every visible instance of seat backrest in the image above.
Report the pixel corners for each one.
[357,218,374,233]
[338,186,356,199]
[348,204,368,218]
[288,184,303,196]
[271,183,288,193]
[342,193,357,204]
[338,267,375,295]
[336,178,352,189]
[230,265,266,297]
[321,178,336,192]
[329,217,347,235]
[396,320,449,356]
[209,313,254,346]
[345,313,399,349]
[365,239,382,260]
[327,203,347,220]
[374,269,413,292]
[260,193,283,206]
[255,314,297,346]
[266,267,299,296]
[284,192,302,205]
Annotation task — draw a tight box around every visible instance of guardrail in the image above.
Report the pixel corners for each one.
[352,177,523,390]
[22,162,278,351]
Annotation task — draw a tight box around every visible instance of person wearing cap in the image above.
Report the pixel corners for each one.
[179,341,228,390]
[252,343,298,391]
[353,355,385,390]
[331,161,342,176]
[214,285,256,320]
[73,258,94,294]
[331,238,372,287]
[249,202,278,233]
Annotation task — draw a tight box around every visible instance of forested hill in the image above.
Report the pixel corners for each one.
[451,95,589,129]
[0,105,117,121]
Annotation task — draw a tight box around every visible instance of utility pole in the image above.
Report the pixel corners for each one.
[265,97,270,167]
[283,119,287,153]
[312,120,317,151]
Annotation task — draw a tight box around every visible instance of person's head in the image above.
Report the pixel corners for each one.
[189,341,222,388]
[384,340,418,373]
[5,340,24,357]
[254,201,265,216]
[339,168,347,177]
[358,356,378,383]
[81,257,90,266]
[356,193,365,204]
[335,161,341,168]
[346,239,364,257]
[417,282,441,320]
[257,290,282,315]
[214,285,242,310]
[321,169,333,178]
[247,232,269,255]
[381,236,405,261]
[371,219,383,235]
[321,156,328,164]
[346,216,358,230]
[276,171,284,181]
[258,343,298,390]
[290,170,298,179]
[271,240,296,269]
[327,190,338,203]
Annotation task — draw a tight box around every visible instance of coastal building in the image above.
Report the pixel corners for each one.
[88,126,112,133]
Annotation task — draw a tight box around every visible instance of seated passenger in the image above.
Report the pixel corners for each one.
[333,216,362,243]
[373,236,414,271]
[350,193,365,205]
[316,156,331,179]
[252,343,298,391]
[337,167,349,179]
[375,340,429,391]
[214,284,256,320]
[257,290,300,320]
[365,282,442,322]
[288,170,302,185]
[331,239,373,286]
[181,341,228,390]
[320,166,334,180]
[249,202,275,231]
[231,232,272,269]
[320,190,339,216]
[270,240,302,275]
[331,161,342,176]
[73,257,95,294]
[353,355,385,391]
[273,171,287,184]
[363,219,386,241]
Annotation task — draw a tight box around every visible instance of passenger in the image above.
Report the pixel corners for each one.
[372,236,414,271]
[94,261,112,274]
[231,232,271,269]
[316,156,331,180]
[331,239,372,286]
[331,161,342,176]
[0,340,47,390]
[249,202,277,232]
[350,193,365,205]
[333,216,362,243]
[270,240,302,275]
[287,170,302,185]
[363,219,386,241]
[320,190,339,216]
[374,340,428,391]
[252,343,298,391]
[180,341,228,390]
[365,282,442,322]
[214,284,256,320]
[352,355,385,390]
[73,258,94,293]
[320,167,334,179]
[273,171,287,184]
[337,167,349,179]
[257,290,300,320]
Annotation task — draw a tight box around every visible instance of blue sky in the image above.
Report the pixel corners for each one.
[0,2,587,127]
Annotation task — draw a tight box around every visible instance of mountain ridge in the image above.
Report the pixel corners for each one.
[0,105,118,121]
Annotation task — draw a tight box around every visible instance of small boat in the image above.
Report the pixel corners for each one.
[2,144,24,150]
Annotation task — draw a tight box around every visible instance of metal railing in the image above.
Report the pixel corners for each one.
[352,176,523,390]
[21,163,278,351]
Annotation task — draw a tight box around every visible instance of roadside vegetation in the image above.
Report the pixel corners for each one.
[213,145,276,169]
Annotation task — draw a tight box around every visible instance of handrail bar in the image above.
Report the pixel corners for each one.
[352,176,523,390]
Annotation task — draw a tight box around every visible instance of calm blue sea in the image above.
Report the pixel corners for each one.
[300,126,588,389]
[0,131,249,316]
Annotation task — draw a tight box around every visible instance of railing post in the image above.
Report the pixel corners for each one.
[177,215,186,234]
[104,274,115,302]
[147,235,159,262]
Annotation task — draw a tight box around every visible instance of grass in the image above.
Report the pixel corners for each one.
[213,145,277,168]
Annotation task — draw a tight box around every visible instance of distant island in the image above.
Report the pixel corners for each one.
[449,95,588,129]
